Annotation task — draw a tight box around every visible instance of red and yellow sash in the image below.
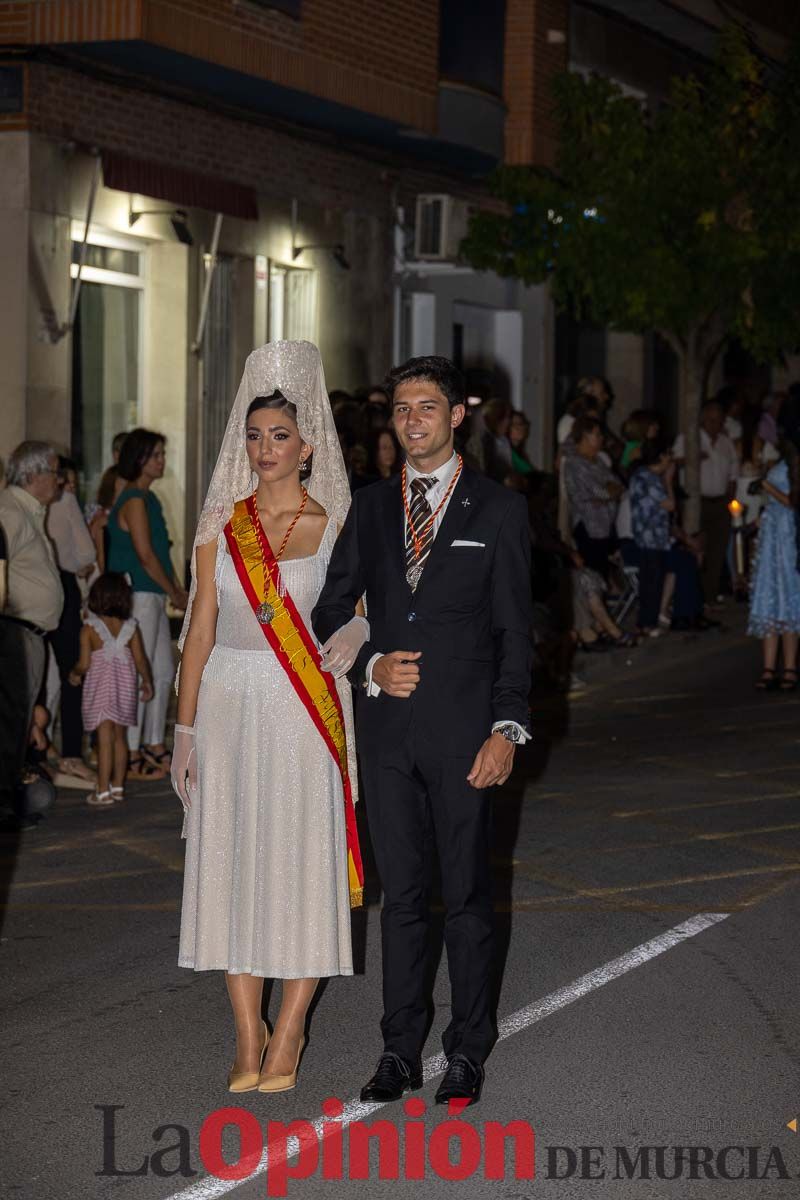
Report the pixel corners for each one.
[224,495,364,908]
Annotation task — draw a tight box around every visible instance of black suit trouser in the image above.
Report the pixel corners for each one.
[360,719,494,1065]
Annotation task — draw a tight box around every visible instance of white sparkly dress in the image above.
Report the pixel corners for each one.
[178,517,354,978]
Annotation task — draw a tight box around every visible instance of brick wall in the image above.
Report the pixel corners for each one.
[504,0,568,167]
[19,58,487,220]
[0,0,440,132]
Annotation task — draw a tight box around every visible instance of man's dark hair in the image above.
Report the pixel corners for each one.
[246,390,298,423]
[384,356,465,410]
[88,572,132,620]
[117,428,167,482]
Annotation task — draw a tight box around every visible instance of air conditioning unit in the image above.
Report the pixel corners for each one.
[414,194,471,261]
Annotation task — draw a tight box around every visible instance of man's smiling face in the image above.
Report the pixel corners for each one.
[391,379,464,472]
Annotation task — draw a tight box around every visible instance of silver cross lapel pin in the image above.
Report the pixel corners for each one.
[462,497,471,508]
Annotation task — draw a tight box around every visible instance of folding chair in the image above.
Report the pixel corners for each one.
[609,564,639,627]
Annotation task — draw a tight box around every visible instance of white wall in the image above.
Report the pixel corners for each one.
[399,270,553,467]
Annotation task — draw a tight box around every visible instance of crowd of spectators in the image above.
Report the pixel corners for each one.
[4,370,800,822]
[0,428,185,824]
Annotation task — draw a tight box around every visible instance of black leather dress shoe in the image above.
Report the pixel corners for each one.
[360,1052,423,1102]
[434,1054,484,1107]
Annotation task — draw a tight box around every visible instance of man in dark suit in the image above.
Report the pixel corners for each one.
[312,356,532,1106]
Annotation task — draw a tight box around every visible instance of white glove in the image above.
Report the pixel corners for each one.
[319,616,370,678]
[171,723,197,809]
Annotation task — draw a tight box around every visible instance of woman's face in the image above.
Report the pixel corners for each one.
[495,409,512,437]
[646,421,660,440]
[62,469,78,494]
[142,441,166,481]
[246,407,311,485]
[581,427,604,457]
[509,415,528,448]
[376,431,397,471]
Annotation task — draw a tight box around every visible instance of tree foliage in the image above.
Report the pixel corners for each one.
[462,26,800,368]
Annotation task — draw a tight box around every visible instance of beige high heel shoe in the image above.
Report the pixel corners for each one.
[257,1034,306,1093]
[227,1022,270,1093]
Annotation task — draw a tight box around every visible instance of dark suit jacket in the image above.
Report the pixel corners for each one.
[312,465,533,759]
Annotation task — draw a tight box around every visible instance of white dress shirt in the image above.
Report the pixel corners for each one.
[0,486,64,630]
[46,489,96,574]
[364,453,530,743]
[673,430,738,498]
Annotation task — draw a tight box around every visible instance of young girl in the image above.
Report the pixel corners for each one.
[70,573,154,806]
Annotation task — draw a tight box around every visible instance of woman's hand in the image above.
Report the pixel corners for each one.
[169,587,190,612]
[140,679,154,702]
[320,616,370,677]
[171,724,197,809]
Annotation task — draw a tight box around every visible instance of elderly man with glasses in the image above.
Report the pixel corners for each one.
[0,442,64,814]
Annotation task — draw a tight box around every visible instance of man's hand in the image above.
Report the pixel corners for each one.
[467,731,515,789]
[372,651,422,698]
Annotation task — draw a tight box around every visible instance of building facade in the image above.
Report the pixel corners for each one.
[1,0,797,577]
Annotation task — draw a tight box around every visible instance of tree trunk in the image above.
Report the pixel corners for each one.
[678,330,704,535]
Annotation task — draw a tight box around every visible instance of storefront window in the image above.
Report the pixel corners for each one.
[269,264,317,343]
[70,227,143,503]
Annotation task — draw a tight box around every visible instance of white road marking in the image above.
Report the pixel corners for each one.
[163,911,729,1200]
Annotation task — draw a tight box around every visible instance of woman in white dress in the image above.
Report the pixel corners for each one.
[171,341,367,1093]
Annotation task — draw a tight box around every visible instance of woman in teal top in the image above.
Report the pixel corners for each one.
[109,429,188,779]
[509,409,535,477]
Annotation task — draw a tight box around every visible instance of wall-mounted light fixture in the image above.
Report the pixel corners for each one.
[290,197,349,269]
[291,241,350,270]
[129,198,194,245]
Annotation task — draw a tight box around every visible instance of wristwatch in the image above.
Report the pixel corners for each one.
[494,723,524,744]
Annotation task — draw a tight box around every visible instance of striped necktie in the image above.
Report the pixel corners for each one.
[405,475,438,591]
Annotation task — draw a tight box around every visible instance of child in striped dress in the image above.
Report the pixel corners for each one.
[70,573,154,807]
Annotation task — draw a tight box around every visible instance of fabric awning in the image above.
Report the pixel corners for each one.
[102,150,258,221]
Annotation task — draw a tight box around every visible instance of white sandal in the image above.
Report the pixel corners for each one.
[110,786,125,803]
[87,790,114,807]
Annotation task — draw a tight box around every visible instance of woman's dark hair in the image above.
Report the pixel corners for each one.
[384,355,465,410]
[88,572,132,620]
[246,390,298,423]
[118,428,166,482]
[638,436,671,469]
[482,397,512,434]
[622,409,656,443]
[58,455,78,474]
[366,427,401,476]
[96,464,119,509]
[572,415,603,445]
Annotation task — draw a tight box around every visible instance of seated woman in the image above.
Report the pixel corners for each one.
[562,415,624,579]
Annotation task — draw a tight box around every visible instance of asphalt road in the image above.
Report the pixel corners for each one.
[3,610,800,1200]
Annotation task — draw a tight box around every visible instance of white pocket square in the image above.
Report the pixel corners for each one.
[451,539,485,548]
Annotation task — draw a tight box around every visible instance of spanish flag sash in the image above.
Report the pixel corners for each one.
[224,495,364,908]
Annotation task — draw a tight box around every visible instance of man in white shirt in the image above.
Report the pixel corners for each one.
[0,441,63,814]
[673,401,738,604]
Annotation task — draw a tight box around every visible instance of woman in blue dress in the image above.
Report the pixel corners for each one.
[748,448,800,690]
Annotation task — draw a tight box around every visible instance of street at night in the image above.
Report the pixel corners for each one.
[4,1,800,1198]
[4,617,799,1199]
